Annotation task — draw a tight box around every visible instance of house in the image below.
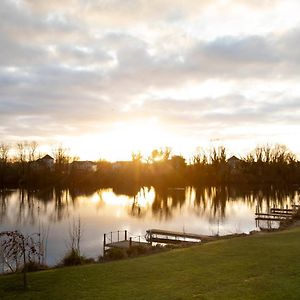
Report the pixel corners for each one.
[33,154,54,171]
[227,156,241,169]
[71,161,97,172]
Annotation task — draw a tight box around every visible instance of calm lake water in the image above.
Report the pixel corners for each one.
[0,186,299,266]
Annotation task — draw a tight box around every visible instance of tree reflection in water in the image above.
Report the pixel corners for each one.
[0,185,298,227]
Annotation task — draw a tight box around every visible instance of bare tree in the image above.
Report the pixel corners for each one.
[0,143,10,162]
[28,141,38,162]
[131,151,143,162]
[210,146,226,165]
[271,144,296,164]
[0,143,10,184]
[161,147,172,161]
[68,217,82,256]
[0,231,42,289]
[149,147,172,163]
[16,142,28,163]
[52,145,71,173]
[192,147,208,165]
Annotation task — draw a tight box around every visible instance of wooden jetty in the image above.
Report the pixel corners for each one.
[255,204,300,229]
[269,209,293,216]
[103,228,212,255]
[255,212,293,219]
[145,229,212,244]
[103,230,150,254]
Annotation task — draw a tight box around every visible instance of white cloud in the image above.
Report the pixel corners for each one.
[1,0,300,158]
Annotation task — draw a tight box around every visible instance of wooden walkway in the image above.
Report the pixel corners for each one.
[255,204,300,229]
[103,228,212,255]
[103,230,150,254]
[106,240,150,249]
[145,229,212,244]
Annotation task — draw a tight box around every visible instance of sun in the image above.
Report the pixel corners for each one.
[64,119,170,161]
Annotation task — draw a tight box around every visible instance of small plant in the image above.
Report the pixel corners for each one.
[62,249,82,266]
[68,217,82,256]
[22,261,48,272]
[60,216,94,266]
[105,248,127,260]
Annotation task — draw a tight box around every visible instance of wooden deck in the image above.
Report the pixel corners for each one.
[103,230,150,254]
[103,228,212,255]
[106,240,150,249]
[255,212,293,218]
[146,229,212,243]
[256,204,300,229]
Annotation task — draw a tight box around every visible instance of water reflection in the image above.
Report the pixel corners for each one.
[0,185,299,265]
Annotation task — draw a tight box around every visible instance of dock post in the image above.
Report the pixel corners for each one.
[129,237,132,248]
[103,233,106,257]
[118,230,120,242]
[125,230,127,241]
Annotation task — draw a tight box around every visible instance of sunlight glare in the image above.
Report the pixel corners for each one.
[65,119,169,161]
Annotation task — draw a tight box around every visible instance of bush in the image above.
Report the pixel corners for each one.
[126,246,138,257]
[62,249,84,266]
[82,257,95,264]
[22,261,48,272]
[105,248,128,260]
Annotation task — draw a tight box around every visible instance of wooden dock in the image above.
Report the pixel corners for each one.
[145,229,212,244]
[106,240,150,249]
[103,228,212,255]
[255,204,300,229]
[103,230,150,254]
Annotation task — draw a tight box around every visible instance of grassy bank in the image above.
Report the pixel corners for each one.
[1,227,300,299]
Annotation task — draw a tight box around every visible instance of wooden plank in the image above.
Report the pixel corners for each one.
[269,212,293,216]
[150,237,201,244]
[146,229,209,240]
[255,217,283,222]
[255,213,292,218]
[270,208,293,213]
[106,240,150,249]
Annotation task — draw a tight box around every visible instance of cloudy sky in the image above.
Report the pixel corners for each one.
[1,0,300,160]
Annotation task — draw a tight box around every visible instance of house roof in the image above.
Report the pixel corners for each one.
[227,155,240,162]
[39,154,54,161]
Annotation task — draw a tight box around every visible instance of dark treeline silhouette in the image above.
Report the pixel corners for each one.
[1,142,300,188]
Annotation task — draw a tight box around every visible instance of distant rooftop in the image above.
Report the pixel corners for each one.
[227,156,240,161]
[40,154,54,160]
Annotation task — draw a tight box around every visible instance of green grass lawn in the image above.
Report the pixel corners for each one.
[1,227,300,300]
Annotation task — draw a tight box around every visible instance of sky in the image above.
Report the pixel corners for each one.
[1,0,300,161]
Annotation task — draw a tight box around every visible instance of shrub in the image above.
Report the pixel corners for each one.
[62,249,83,266]
[105,248,127,260]
[126,246,138,257]
[22,261,48,272]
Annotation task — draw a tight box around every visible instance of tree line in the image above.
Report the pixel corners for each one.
[0,142,300,188]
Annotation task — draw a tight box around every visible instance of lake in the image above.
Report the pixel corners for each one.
[0,185,299,266]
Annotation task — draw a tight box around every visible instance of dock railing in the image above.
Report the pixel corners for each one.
[103,230,148,254]
[103,230,128,254]
[255,203,300,229]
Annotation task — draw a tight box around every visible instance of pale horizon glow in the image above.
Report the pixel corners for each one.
[1,0,300,160]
